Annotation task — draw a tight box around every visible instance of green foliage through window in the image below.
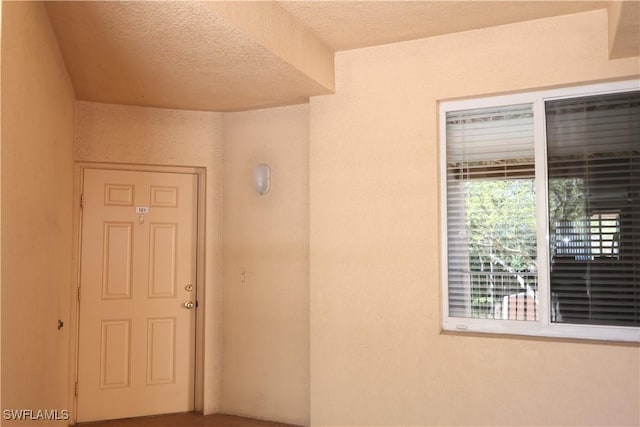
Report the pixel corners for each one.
[464,179,537,274]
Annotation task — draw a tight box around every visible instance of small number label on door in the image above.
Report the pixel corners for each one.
[136,207,150,214]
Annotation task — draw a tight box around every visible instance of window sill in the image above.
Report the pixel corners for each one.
[443,317,640,343]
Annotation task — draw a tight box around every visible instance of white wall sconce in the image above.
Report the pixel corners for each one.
[253,163,271,195]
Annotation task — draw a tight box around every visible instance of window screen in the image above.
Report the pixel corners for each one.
[546,91,640,326]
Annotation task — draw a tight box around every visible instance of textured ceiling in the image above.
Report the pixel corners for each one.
[45,1,630,112]
[45,1,332,112]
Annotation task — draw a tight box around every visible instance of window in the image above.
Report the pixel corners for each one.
[440,81,640,342]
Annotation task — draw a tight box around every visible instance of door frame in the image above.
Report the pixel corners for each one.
[68,162,207,424]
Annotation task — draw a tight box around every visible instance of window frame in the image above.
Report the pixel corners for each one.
[439,79,640,342]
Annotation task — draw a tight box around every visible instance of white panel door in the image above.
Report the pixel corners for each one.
[77,168,197,422]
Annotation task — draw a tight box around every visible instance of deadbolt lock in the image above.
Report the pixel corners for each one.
[184,301,195,309]
[185,284,193,292]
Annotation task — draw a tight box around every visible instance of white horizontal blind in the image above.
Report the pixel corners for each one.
[446,104,538,320]
[546,91,640,327]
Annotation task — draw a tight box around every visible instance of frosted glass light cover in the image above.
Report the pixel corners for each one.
[253,163,271,195]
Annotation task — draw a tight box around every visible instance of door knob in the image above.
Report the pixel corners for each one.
[183,301,195,309]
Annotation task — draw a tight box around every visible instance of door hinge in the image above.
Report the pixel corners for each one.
[80,193,84,209]
[74,381,78,397]
[77,287,81,303]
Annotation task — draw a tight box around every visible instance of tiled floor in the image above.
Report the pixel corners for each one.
[77,413,302,427]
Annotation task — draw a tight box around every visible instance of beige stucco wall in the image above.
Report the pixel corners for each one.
[0,0,4,414]
[74,101,224,414]
[309,9,640,427]
[1,1,75,423]
[222,105,310,425]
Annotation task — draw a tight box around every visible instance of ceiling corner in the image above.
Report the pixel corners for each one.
[207,1,335,93]
[608,0,640,59]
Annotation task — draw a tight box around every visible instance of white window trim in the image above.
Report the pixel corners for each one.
[439,79,640,342]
